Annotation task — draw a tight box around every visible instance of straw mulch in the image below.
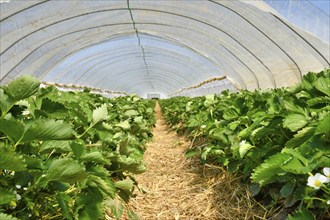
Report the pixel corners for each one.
[117,102,272,219]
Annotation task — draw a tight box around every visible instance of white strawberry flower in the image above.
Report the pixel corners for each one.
[307,173,328,189]
[239,140,246,145]
[22,110,30,116]
[201,125,206,129]
[323,167,330,183]
[13,191,21,200]
[16,194,21,200]
[327,200,330,205]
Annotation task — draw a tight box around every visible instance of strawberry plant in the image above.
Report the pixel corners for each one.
[160,69,330,219]
[0,75,155,219]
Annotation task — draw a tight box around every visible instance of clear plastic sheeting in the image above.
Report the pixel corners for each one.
[43,34,223,98]
[0,0,329,98]
[264,0,330,44]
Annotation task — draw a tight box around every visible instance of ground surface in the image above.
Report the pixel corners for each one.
[127,102,268,220]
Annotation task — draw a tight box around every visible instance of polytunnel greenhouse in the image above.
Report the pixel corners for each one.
[0,0,329,219]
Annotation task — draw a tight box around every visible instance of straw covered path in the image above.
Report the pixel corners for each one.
[128,102,269,220]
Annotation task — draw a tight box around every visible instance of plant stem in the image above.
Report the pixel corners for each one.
[280,128,290,140]
[86,143,102,147]
[77,124,93,139]
[321,186,330,194]
[1,104,14,119]
[310,197,326,202]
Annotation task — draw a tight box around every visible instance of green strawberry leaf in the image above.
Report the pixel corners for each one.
[4,75,40,101]
[125,109,138,117]
[88,175,116,198]
[116,120,131,130]
[40,140,71,153]
[70,142,85,159]
[0,213,19,220]
[280,181,295,198]
[106,198,124,219]
[285,127,315,148]
[315,112,330,135]
[92,104,108,124]
[81,151,109,164]
[47,158,87,183]
[0,88,15,116]
[114,179,134,192]
[283,113,308,132]
[239,143,254,158]
[0,116,25,142]
[287,207,315,220]
[23,119,75,141]
[0,148,26,171]
[0,189,16,205]
[313,76,330,96]
[251,153,291,186]
[76,189,104,220]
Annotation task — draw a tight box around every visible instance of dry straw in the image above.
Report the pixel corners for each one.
[107,103,273,219]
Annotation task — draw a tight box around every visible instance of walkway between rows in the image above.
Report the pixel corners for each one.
[129,102,268,220]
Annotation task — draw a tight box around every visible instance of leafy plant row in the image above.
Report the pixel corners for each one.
[0,75,156,219]
[160,69,330,219]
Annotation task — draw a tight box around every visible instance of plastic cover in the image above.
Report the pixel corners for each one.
[0,0,329,98]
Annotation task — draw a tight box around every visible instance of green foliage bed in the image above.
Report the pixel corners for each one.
[0,76,155,219]
[160,69,330,219]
